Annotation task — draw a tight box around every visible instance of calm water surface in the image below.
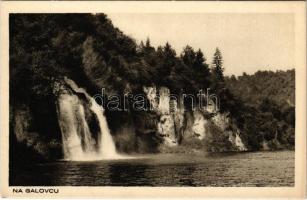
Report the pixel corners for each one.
[10,151,294,186]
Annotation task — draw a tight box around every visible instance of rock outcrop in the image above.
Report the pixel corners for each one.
[143,85,248,152]
[10,104,62,161]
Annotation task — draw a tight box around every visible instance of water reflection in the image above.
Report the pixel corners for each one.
[108,163,152,186]
[177,165,197,186]
[10,151,294,187]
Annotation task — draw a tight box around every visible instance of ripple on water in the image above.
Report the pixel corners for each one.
[9,151,294,186]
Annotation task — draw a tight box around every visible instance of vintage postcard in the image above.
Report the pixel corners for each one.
[0,1,306,198]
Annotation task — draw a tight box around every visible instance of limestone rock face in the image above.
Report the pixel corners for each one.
[11,81,249,163]
[209,112,247,151]
[11,104,61,160]
[144,86,185,147]
[191,110,207,140]
[228,131,247,151]
[13,105,32,143]
[211,113,229,132]
[144,85,248,152]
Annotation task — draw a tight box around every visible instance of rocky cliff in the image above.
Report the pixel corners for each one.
[11,80,250,162]
[143,85,248,153]
[9,14,294,163]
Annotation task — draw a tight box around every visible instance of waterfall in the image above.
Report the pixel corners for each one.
[89,98,118,159]
[56,78,121,161]
[57,94,86,160]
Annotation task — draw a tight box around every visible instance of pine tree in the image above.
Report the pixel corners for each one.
[164,42,176,58]
[195,49,210,87]
[195,49,209,73]
[137,40,145,55]
[144,37,155,54]
[181,45,195,66]
[212,47,224,81]
[140,40,145,48]
[145,37,151,48]
[194,49,205,67]
[155,42,177,85]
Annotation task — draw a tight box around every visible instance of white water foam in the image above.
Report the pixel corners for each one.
[57,78,127,161]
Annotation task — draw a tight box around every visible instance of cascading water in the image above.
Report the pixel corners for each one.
[89,98,118,159]
[56,78,122,161]
[57,94,87,160]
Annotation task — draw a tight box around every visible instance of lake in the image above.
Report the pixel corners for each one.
[10,150,294,186]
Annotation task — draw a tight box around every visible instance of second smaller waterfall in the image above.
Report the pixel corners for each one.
[89,98,119,159]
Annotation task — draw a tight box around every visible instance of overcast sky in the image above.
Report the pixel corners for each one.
[107,13,294,76]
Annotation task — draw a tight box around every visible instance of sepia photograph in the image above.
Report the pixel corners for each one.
[0,1,306,198]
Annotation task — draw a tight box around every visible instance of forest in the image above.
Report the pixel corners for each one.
[9,14,295,162]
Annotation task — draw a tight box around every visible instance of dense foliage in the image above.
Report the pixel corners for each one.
[10,14,295,156]
[225,70,295,149]
[10,14,228,103]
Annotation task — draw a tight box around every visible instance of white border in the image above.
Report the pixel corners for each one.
[0,1,306,198]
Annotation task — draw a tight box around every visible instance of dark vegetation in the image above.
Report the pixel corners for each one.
[225,70,295,149]
[9,14,295,161]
